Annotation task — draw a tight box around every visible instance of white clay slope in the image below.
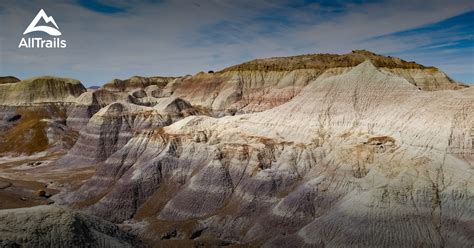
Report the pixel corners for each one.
[57,61,474,247]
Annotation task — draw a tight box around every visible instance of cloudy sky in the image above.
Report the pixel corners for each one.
[0,0,473,86]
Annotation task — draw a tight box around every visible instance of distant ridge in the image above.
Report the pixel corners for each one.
[221,50,434,72]
[0,76,86,105]
[0,76,20,84]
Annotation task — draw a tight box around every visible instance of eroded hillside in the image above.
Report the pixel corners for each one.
[0,51,472,247]
[56,61,473,247]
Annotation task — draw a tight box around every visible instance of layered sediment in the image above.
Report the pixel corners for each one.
[1,51,472,247]
[0,76,86,105]
[58,61,473,246]
[164,50,465,115]
[57,98,198,167]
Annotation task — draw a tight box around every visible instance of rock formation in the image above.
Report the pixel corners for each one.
[66,88,121,130]
[0,205,142,247]
[0,76,86,105]
[57,99,198,167]
[0,77,86,155]
[103,76,177,92]
[57,60,473,246]
[163,50,465,115]
[0,51,472,247]
[0,76,20,85]
[0,105,78,155]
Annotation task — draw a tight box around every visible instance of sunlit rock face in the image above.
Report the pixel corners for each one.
[164,50,465,116]
[0,76,86,105]
[0,51,471,246]
[0,76,87,155]
[57,60,473,246]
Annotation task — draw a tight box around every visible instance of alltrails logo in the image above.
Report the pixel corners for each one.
[18,9,67,48]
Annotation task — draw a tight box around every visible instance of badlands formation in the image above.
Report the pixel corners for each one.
[0,50,472,247]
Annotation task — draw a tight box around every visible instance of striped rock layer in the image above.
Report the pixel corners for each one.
[58,61,474,247]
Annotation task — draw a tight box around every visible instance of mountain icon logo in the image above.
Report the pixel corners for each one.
[23,9,61,36]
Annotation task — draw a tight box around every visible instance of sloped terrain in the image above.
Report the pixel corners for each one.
[162,50,465,115]
[103,76,177,92]
[0,205,143,247]
[0,76,86,105]
[57,98,199,168]
[58,61,473,246]
[0,77,86,155]
[0,76,20,85]
[0,51,472,247]
[66,88,121,130]
[0,104,78,155]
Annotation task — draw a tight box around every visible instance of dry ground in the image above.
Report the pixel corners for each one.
[0,152,94,209]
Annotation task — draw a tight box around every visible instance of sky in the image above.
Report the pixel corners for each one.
[0,0,473,87]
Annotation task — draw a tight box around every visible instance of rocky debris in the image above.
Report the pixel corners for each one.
[58,61,473,247]
[27,161,43,167]
[0,206,143,247]
[36,189,46,197]
[36,189,52,198]
[0,76,20,85]
[366,136,396,145]
[0,76,86,105]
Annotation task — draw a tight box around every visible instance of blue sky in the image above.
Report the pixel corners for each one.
[0,0,473,86]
